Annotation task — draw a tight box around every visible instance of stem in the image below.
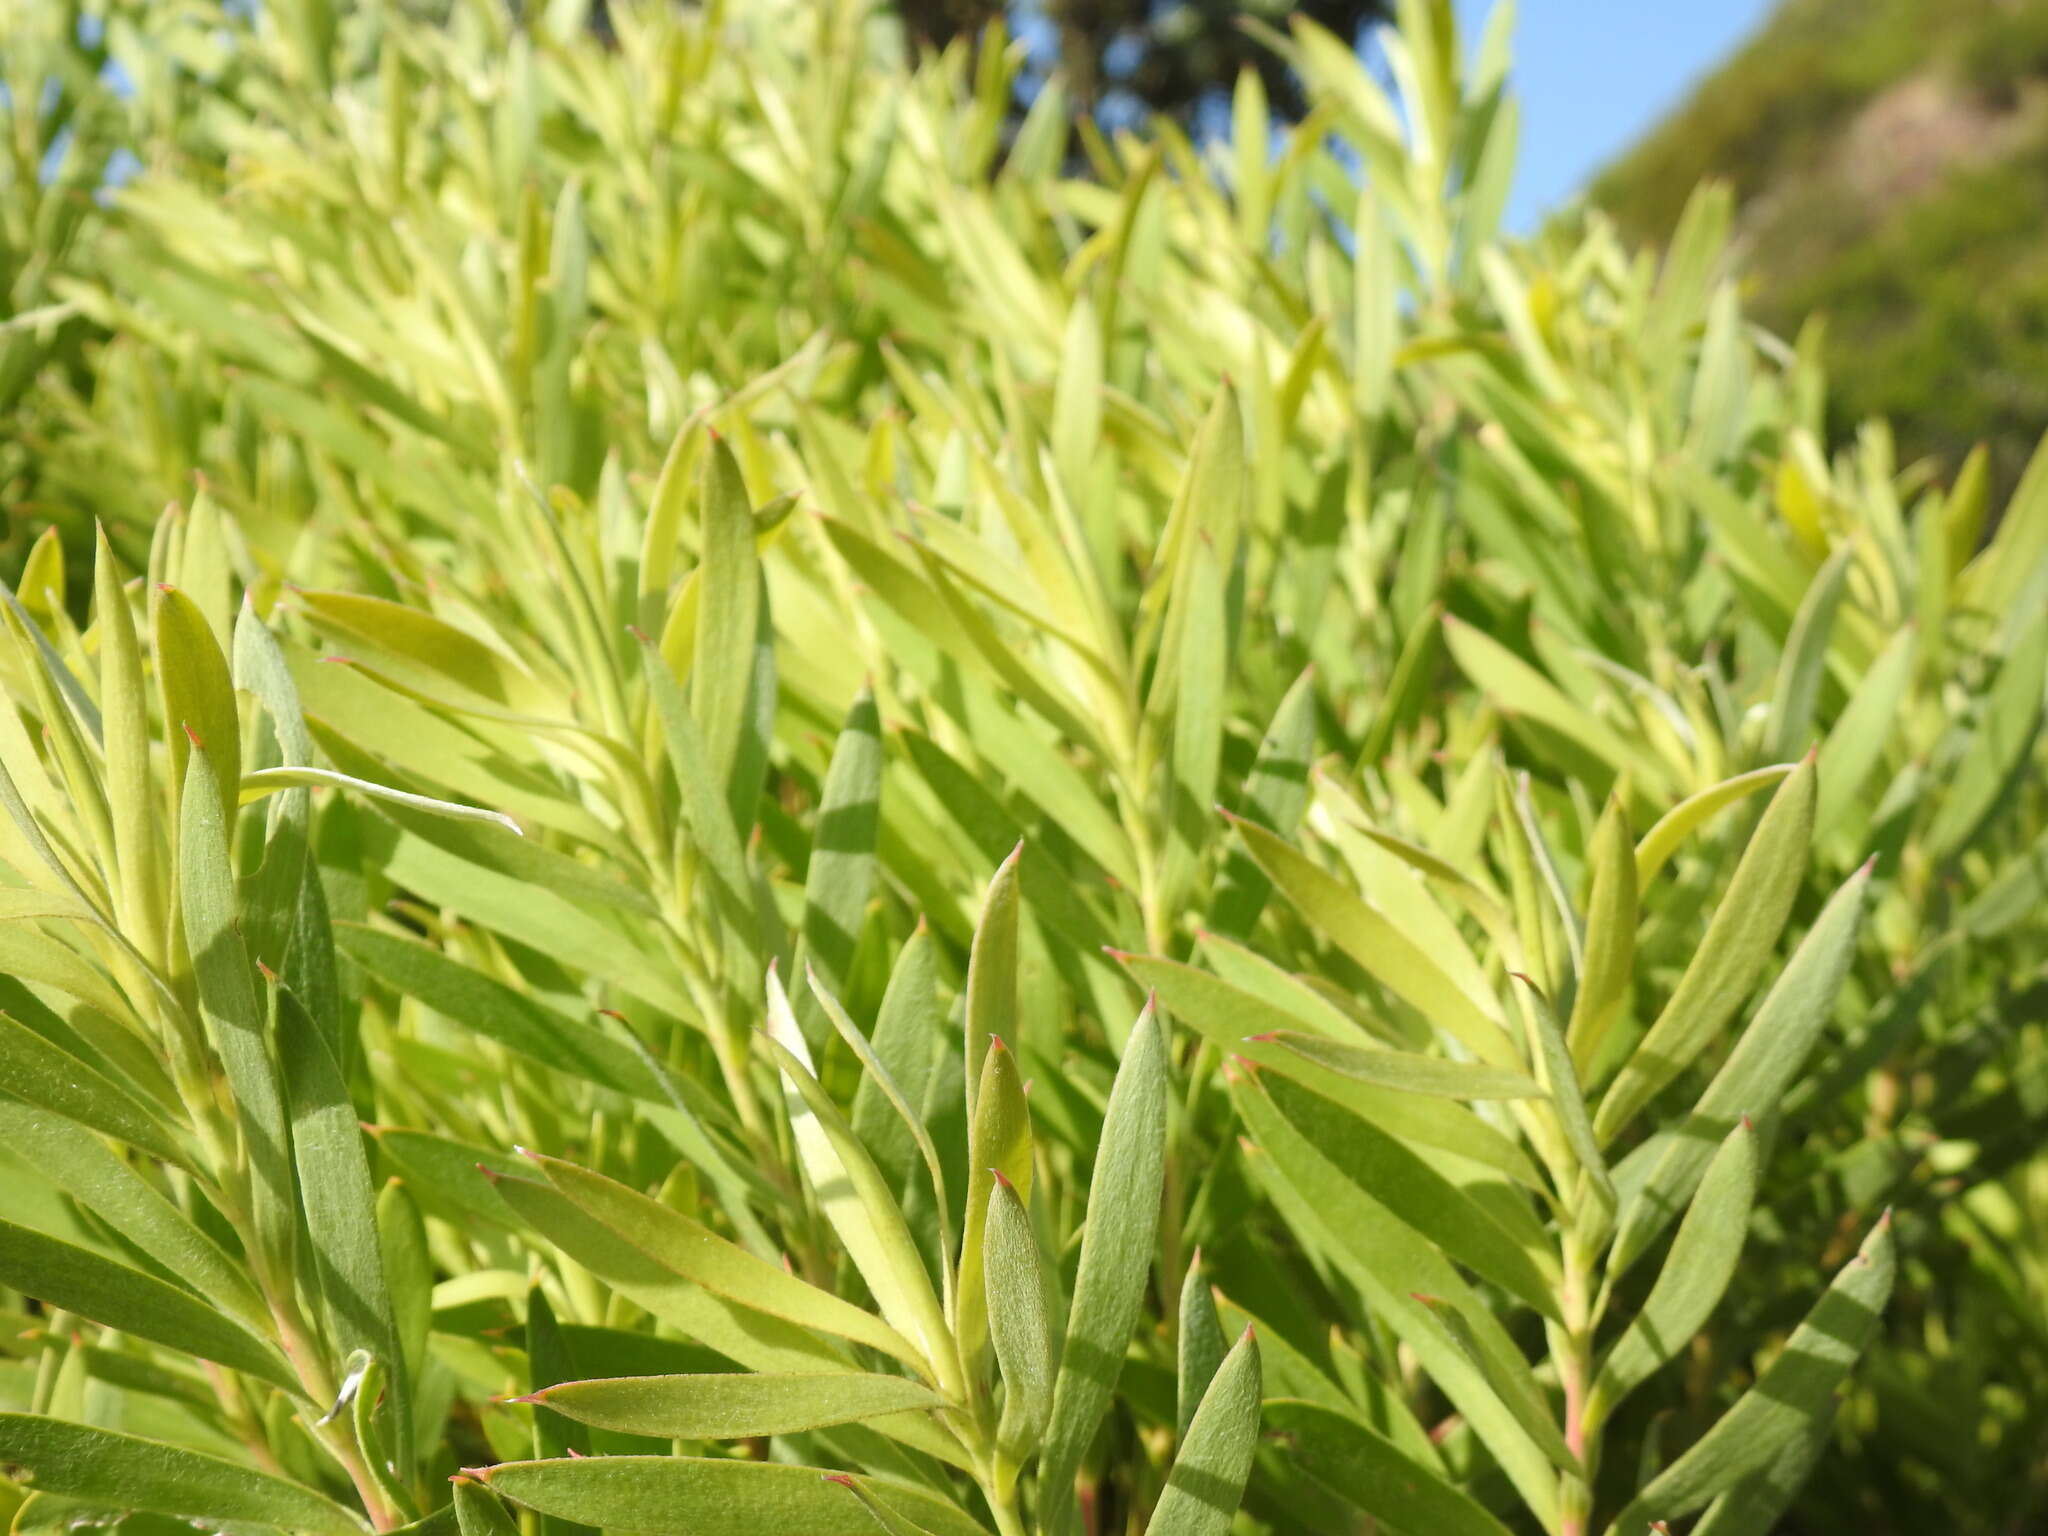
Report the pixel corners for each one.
[1555,1239,1597,1536]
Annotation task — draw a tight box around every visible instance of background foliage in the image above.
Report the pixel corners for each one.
[1592,0,2048,501]
[0,1,2043,1533]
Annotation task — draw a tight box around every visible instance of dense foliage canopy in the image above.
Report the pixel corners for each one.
[0,1,2043,1533]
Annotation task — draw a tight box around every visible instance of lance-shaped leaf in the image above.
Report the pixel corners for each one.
[0,1416,363,1534]
[690,435,766,828]
[1595,756,1815,1144]
[0,1010,190,1170]
[1227,816,1522,1068]
[181,741,298,1285]
[471,1455,990,1536]
[1156,537,1227,929]
[1610,862,1870,1277]
[1261,1400,1514,1536]
[793,687,882,1043]
[1511,977,1615,1217]
[1764,539,1855,764]
[763,967,958,1392]
[527,1151,928,1375]
[487,1178,969,1476]
[1588,1120,1759,1426]
[522,1288,593,1536]
[0,1219,295,1390]
[454,1479,523,1536]
[1602,1213,1896,1536]
[1259,1073,1561,1321]
[1566,795,1636,1074]
[963,845,1021,1123]
[1633,764,1796,887]
[0,1098,263,1330]
[956,1035,1033,1379]
[850,925,946,1200]
[985,1172,1055,1463]
[1923,607,2048,861]
[521,1372,940,1440]
[279,984,410,1475]
[1175,1252,1226,1444]
[1815,625,1917,838]
[1233,1073,1558,1524]
[154,584,240,831]
[1256,1030,1543,1101]
[1210,665,1318,936]
[93,528,163,963]
[1142,1326,1261,1536]
[811,966,957,1310]
[1038,1002,1168,1536]
[635,627,763,978]
[1410,1293,1579,1477]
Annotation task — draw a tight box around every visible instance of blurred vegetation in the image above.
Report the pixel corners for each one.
[1593,0,2048,496]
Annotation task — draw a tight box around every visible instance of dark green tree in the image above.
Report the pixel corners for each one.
[895,1,1389,121]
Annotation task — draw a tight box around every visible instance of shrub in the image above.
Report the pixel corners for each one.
[0,2,2043,1533]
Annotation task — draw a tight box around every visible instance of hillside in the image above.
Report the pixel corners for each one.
[1592,0,2048,492]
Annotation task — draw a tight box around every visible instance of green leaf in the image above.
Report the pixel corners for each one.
[180,741,298,1281]
[523,1372,941,1439]
[1587,1120,1759,1426]
[0,1009,190,1170]
[527,1151,928,1375]
[793,687,883,1041]
[635,627,763,980]
[1566,794,1636,1074]
[0,1416,363,1534]
[1175,1252,1225,1445]
[1227,816,1522,1068]
[692,435,770,830]
[984,1173,1055,1462]
[1764,539,1856,763]
[1595,756,1816,1144]
[957,1034,1034,1379]
[1156,538,1227,928]
[1038,1002,1169,1536]
[1408,1292,1578,1477]
[1511,976,1615,1216]
[963,844,1022,1125]
[1923,608,2048,861]
[1601,1213,1896,1536]
[1232,1072,1558,1524]
[454,1478,524,1536]
[239,766,522,836]
[810,965,957,1316]
[1259,1072,1561,1321]
[0,1098,263,1333]
[154,584,240,833]
[1122,949,1545,1187]
[1142,1326,1260,1536]
[1255,1030,1543,1101]
[1442,615,1673,796]
[93,528,163,964]
[1211,665,1318,936]
[762,968,958,1389]
[0,1220,295,1390]
[1632,764,1796,887]
[1260,1400,1514,1536]
[1814,625,1917,838]
[473,1456,989,1536]
[279,984,409,1472]
[1609,862,1870,1278]
[848,926,946,1219]
[336,924,661,1102]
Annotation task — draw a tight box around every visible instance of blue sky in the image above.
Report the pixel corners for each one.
[1470,0,1780,229]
